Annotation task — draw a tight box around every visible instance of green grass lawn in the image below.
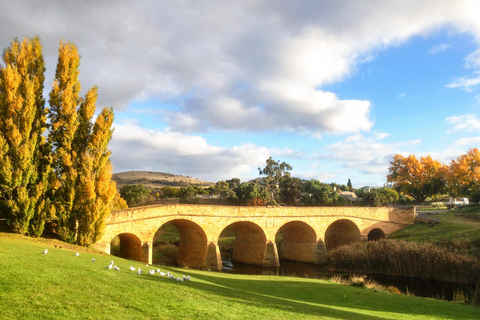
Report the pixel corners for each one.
[1,233,479,319]
[390,205,480,256]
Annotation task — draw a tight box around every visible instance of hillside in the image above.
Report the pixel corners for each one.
[112,171,215,188]
[1,233,479,320]
[390,204,480,257]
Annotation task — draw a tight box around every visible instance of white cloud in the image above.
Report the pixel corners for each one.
[322,134,421,176]
[428,43,452,55]
[3,1,480,136]
[446,76,480,92]
[110,123,270,181]
[451,136,480,146]
[445,114,480,133]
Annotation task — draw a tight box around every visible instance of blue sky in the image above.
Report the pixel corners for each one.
[2,1,480,187]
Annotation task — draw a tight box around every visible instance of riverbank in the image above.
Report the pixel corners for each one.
[1,232,479,320]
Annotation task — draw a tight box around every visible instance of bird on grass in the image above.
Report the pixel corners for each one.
[137,268,143,275]
[159,271,166,276]
[114,265,120,271]
[183,275,191,281]
[42,249,48,254]
[149,269,155,275]
[176,277,183,282]
[106,264,113,269]
[92,258,96,262]
[75,252,79,256]
[130,266,136,271]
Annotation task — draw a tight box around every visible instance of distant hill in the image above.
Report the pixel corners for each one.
[112,171,215,189]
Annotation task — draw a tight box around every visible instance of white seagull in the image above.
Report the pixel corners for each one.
[113,265,120,271]
[130,266,136,271]
[183,275,191,281]
[92,258,96,262]
[137,268,143,275]
[75,252,79,256]
[42,249,48,254]
[176,277,183,282]
[149,269,155,275]
[159,271,166,276]
[106,264,113,269]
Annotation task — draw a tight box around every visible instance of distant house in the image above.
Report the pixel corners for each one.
[339,191,358,203]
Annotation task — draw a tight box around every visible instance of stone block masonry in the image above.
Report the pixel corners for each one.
[93,204,415,270]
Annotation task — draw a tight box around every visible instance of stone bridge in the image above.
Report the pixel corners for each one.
[92,204,415,271]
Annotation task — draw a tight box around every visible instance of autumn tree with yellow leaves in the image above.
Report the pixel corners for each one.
[48,40,116,245]
[0,36,116,244]
[388,149,480,202]
[447,148,480,198]
[0,36,52,236]
[387,154,447,203]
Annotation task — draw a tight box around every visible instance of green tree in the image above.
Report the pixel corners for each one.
[362,190,382,207]
[258,157,292,200]
[120,184,151,207]
[229,182,268,205]
[278,176,303,205]
[0,36,51,236]
[214,180,230,196]
[347,179,353,190]
[377,188,399,205]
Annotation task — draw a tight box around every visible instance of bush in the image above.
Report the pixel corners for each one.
[326,240,480,285]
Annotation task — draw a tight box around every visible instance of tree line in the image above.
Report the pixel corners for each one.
[120,157,402,208]
[387,148,480,203]
[0,36,116,245]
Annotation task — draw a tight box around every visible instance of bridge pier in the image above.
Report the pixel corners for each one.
[264,241,280,267]
[142,241,152,265]
[205,242,222,271]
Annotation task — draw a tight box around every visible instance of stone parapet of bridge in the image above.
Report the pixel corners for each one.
[93,204,415,271]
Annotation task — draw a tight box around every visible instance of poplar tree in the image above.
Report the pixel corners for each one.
[48,40,82,242]
[48,40,116,244]
[74,100,117,245]
[0,36,51,235]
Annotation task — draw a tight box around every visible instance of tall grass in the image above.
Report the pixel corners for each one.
[326,240,480,285]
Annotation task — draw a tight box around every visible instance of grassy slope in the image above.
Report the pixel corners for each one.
[390,205,480,257]
[1,233,479,320]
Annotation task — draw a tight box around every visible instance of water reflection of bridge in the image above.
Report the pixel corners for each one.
[93,204,415,270]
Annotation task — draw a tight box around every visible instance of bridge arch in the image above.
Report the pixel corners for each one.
[220,221,271,266]
[324,219,361,251]
[276,221,318,264]
[112,233,143,262]
[155,219,209,268]
[368,228,386,241]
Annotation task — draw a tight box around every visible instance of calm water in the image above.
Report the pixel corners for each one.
[221,259,476,302]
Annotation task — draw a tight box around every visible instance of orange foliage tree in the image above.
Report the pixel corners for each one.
[447,148,480,197]
[387,154,447,203]
[0,37,116,244]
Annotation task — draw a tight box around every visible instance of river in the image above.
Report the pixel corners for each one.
[221,258,476,302]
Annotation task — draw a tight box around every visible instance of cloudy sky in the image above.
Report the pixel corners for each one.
[2,1,480,187]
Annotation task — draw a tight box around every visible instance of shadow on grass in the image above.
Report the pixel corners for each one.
[181,272,478,320]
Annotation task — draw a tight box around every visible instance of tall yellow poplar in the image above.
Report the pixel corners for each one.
[0,36,50,235]
[48,40,81,242]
